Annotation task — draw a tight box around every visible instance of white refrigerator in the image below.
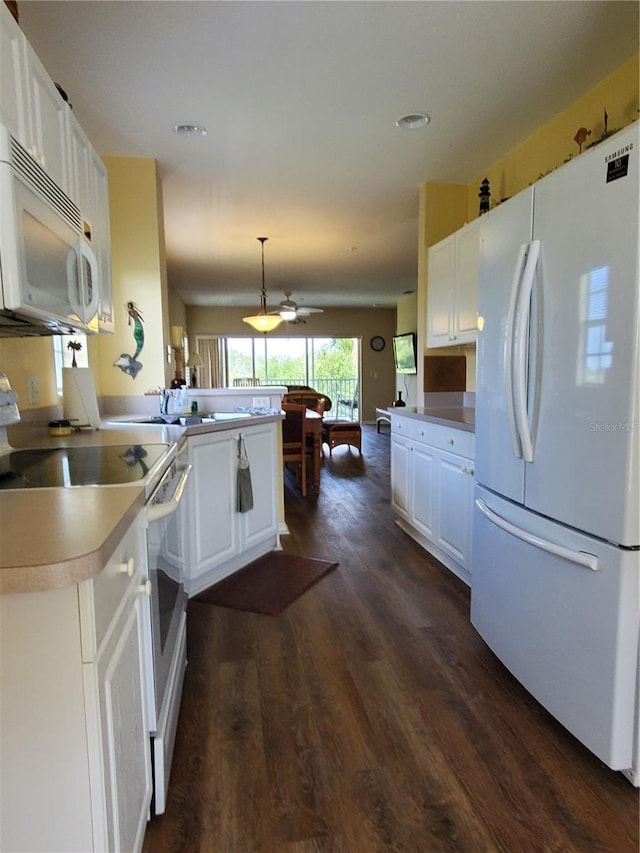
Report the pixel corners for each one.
[470,124,639,784]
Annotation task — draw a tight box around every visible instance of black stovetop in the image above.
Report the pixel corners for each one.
[0,444,170,489]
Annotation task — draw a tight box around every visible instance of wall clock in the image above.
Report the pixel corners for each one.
[370,336,386,351]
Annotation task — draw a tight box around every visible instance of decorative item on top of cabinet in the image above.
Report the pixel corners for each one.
[478,178,491,215]
[427,218,480,349]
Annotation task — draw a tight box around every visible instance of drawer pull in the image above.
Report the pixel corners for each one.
[118,558,135,577]
[447,438,454,445]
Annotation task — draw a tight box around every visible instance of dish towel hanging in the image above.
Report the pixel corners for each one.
[236,434,254,512]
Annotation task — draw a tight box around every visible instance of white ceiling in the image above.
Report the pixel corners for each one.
[17,1,639,311]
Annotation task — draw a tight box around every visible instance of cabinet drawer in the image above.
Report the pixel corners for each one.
[79,520,145,662]
[390,413,416,439]
[413,421,475,459]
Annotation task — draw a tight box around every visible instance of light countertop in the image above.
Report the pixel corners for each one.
[384,405,475,432]
[0,412,283,594]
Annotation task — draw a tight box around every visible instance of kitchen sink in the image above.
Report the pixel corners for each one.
[117,415,183,425]
[112,412,254,426]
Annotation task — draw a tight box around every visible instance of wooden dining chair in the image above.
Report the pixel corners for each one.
[281,403,308,496]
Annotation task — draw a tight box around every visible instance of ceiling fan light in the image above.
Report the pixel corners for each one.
[280,308,297,321]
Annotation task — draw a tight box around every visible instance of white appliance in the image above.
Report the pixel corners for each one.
[0,122,99,336]
[471,124,639,785]
[141,441,191,814]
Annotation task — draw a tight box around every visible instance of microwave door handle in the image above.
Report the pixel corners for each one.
[66,246,84,320]
[78,239,99,323]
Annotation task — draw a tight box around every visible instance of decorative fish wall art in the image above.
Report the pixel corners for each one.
[114,301,144,379]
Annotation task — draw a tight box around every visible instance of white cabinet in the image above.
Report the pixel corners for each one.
[427,219,480,348]
[1,3,70,193]
[0,517,152,853]
[68,111,113,332]
[390,413,475,584]
[184,421,280,595]
[435,448,474,569]
[21,39,70,193]
[90,149,114,331]
[0,3,29,142]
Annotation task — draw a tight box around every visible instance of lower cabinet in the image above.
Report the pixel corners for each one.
[0,516,152,853]
[391,414,475,584]
[184,421,280,595]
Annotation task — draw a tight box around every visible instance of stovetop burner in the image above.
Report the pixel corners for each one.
[0,444,170,489]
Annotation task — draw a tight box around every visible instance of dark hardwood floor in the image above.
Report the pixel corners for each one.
[143,425,639,852]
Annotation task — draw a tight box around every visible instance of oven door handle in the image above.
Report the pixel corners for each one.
[146,462,192,523]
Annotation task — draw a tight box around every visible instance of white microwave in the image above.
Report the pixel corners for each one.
[0,123,99,336]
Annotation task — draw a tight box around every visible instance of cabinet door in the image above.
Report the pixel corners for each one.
[95,591,153,853]
[90,151,114,332]
[411,441,436,539]
[24,45,70,192]
[188,432,239,580]
[427,235,455,347]
[453,220,480,344]
[390,434,411,518]
[436,450,474,570]
[0,3,30,142]
[239,424,279,550]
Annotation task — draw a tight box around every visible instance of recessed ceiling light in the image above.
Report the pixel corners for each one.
[395,112,430,130]
[173,123,208,137]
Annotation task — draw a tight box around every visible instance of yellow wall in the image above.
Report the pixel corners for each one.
[467,53,639,218]
[0,337,58,411]
[98,157,169,396]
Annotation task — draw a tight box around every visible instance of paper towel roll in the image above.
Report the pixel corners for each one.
[62,368,101,429]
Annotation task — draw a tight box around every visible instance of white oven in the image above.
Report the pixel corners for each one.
[141,440,191,815]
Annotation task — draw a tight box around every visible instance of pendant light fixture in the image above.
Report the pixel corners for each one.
[242,237,283,333]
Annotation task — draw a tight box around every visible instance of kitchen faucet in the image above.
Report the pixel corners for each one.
[160,389,171,416]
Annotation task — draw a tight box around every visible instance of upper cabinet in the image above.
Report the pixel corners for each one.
[22,45,70,193]
[427,218,480,348]
[0,3,29,142]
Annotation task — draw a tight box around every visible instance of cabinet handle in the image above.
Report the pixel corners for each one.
[118,558,135,577]
[447,438,454,445]
[137,579,152,596]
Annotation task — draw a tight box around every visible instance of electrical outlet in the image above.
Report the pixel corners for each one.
[252,396,269,408]
[27,375,40,405]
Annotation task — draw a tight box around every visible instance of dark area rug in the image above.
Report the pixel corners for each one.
[194,551,339,616]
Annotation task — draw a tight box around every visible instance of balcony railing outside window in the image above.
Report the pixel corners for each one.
[222,336,361,421]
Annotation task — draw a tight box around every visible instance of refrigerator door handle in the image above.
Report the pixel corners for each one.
[475,498,600,571]
[513,239,540,463]
[506,243,529,459]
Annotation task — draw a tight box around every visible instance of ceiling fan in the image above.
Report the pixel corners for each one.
[270,292,324,322]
